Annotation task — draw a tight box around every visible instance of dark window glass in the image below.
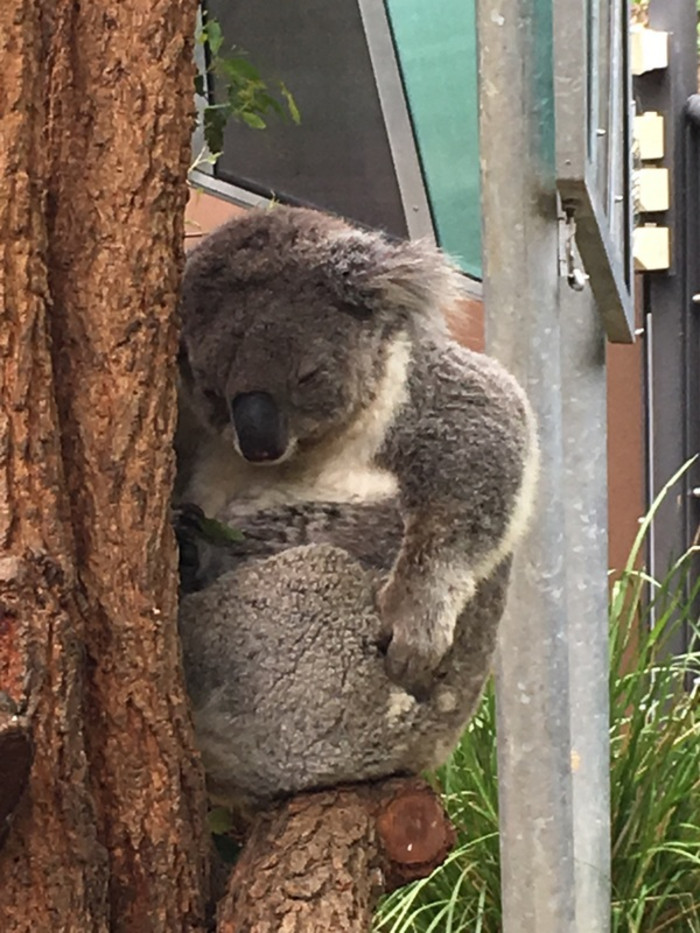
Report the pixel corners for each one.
[206,0,409,238]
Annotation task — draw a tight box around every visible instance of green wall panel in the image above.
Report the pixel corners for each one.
[385,0,482,277]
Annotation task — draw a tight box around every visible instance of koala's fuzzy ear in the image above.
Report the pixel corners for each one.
[371,240,466,319]
[331,232,466,325]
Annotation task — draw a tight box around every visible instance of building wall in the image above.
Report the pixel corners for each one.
[185,188,646,571]
[607,329,645,574]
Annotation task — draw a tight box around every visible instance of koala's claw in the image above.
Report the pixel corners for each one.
[375,629,392,656]
[172,503,208,594]
[171,502,207,528]
[377,579,456,699]
[384,636,444,701]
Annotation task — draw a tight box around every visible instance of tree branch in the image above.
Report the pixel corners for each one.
[217,777,455,933]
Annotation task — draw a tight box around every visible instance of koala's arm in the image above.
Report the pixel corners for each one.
[376,338,538,697]
[175,497,404,594]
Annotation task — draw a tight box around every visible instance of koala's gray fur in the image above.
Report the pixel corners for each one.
[178,541,511,807]
[178,497,404,592]
[176,205,538,698]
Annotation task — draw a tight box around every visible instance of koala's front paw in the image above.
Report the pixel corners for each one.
[384,632,450,701]
[378,582,455,700]
[172,503,207,594]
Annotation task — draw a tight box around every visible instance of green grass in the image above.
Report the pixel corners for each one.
[375,468,700,933]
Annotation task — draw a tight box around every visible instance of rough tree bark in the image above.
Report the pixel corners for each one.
[0,1,207,930]
[218,779,456,933]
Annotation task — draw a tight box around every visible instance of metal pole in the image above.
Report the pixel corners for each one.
[476,2,611,931]
[560,287,611,933]
[476,1,576,930]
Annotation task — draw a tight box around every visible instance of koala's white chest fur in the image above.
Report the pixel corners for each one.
[187,338,411,517]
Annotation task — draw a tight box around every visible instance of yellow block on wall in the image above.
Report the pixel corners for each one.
[634,225,670,271]
[637,168,670,213]
[634,112,665,161]
[631,26,669,75]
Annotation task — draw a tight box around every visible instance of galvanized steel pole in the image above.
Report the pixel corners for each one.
[561,290,611,933]
[476,1,610,930]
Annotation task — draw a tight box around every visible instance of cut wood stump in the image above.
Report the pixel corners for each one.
[217,776,455,933]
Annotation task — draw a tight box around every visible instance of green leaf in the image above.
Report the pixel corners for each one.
[202,18,224,56]
[240,111,267,130]
[202,105,228,155]
[191,13,300,166]
[207,806,234,835]
[225,56,263,82]
[255,94,284,117]
[280,82,301,124]
[199,515,245,544]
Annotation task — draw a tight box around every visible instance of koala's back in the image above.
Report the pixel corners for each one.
[178,544,509,806]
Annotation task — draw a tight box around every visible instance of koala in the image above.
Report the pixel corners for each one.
[177,508,511,807]
[176,205,538,698]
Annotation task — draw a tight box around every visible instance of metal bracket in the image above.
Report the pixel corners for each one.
[561,209,590,292]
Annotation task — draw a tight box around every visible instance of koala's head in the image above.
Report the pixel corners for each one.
[179,206,463,465]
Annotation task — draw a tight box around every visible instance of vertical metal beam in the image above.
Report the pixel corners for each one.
[475,2,576,931]
[478,1,612,930]
[560,288,611,933]
[685,99,700,655]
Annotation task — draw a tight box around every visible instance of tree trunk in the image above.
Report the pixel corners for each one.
[0,1,207,930]
[218,779,455,933]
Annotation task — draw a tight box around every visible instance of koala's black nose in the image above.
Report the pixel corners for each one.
[231,392,288,463]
